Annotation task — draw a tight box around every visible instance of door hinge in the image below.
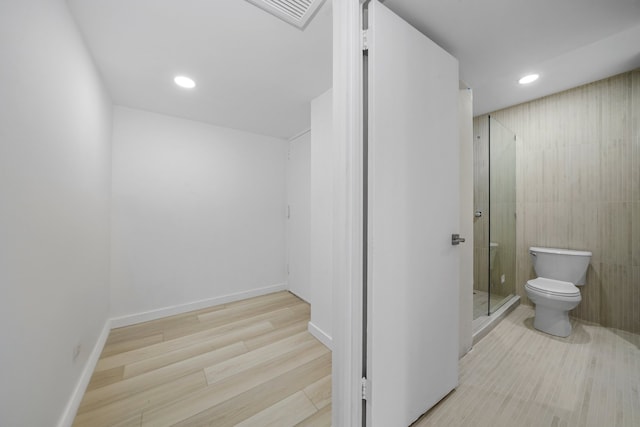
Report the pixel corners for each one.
[362,30,369,51]
[361,377,369,400]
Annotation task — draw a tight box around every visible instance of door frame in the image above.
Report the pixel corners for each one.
[331,0,365,425]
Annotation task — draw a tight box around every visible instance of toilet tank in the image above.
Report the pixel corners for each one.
[529,247,592,285]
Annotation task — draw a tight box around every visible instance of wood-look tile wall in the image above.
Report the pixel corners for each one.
[474,70,640,334]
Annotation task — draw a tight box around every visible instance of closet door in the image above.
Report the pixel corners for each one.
[366,1,460,425]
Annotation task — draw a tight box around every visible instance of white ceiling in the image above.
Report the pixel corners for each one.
[67,0,333,139]
[68,0,640,139]
[383,0,640,116]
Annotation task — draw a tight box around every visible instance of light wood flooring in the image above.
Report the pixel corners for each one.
[73,291,331,427]
[414,305,640,427]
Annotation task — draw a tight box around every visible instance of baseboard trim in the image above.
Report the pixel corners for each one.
[308,321,333,350]
[110,283,287,329]
[57,319,111,427]
[288,290,310,304]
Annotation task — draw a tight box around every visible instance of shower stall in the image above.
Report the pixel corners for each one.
[473,115,519,334]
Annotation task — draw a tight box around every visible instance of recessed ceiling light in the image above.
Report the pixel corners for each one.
[174,75,196,89]
[518,74,539,85]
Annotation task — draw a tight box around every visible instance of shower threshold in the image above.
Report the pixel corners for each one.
[472,294,520,345]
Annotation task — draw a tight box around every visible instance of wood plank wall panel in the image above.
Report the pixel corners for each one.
[473,70,640,333]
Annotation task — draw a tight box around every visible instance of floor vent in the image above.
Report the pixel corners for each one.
[245,0,326,29]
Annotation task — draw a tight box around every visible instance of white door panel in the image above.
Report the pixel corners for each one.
[367,1,460,425]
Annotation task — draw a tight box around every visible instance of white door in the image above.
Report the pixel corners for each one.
[366,1,460,425]
[286,133,311,302]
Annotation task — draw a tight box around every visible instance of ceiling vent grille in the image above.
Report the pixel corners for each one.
[245,0,327,29]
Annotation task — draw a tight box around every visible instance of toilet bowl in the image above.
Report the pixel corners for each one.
[525,278,581,337]
[525,247,591,337]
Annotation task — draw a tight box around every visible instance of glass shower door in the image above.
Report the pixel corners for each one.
[488,116,516,314]
[472,116,490,320]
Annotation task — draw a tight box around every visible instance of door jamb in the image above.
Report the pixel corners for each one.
[331,0,365,425]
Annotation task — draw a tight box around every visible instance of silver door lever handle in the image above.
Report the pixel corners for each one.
[452,234,466,245]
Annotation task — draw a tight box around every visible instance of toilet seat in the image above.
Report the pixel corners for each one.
[526,277,580,297]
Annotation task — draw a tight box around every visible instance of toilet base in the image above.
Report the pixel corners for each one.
[533,305,572,337]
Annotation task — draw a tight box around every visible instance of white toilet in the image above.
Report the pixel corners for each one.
[524,246,592,337]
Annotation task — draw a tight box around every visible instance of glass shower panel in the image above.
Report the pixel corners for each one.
[488,116,516,314]
[472,117,490,320]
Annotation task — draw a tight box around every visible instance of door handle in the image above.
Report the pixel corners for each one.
[452,234,466,245]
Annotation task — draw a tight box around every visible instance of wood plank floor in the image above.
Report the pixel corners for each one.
[414,305,640,427]
[73,291,331,427]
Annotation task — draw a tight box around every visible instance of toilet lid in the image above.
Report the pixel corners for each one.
[526,278,580,297]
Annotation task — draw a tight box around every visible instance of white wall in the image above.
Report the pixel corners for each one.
[286,132,312,302]
[458,87,474,358]
[309,89,334,346]
[110,107,288,320]
[0,1,112,426]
